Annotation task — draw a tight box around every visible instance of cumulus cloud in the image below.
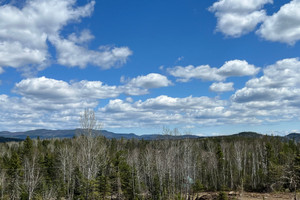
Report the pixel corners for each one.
[0,76,122,130]
[68,29,95,45]
[210,0,300,44]
[257,0,300,44]
[209,0,272,37]
[98,95,229,128]
[0,73,174,130]
[120,73,172,95]
[14,76,122,104]
[218,60,260,77]
[123,73,172,89]
[12,74,172,110]
[0,94,88,131]
[167,60,259,82]
[210,82,234,92]
[50,36,132,69]
[0,0,132,75]
[232,58,300,102]
[167,65,223,82]
[4,58,300,131]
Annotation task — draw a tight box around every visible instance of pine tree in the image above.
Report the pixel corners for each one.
[96,170,111,199]
[23,136,33,157]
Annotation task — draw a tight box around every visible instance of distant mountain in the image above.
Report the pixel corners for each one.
[0,129,201,140]
[285,133,300,142]
[232,131,262,138]
[0,129,299,142]
[0,136,23,143]
[0,129,76,139]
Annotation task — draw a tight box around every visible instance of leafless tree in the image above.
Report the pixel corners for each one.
[0,170,6,199]
[58,144,75,199]
[76,108,104,199]
[23,151,41,200]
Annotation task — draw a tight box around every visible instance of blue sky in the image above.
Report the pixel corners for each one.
[1,0,300,136]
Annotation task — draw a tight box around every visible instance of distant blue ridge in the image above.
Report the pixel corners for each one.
[0,129,299,142]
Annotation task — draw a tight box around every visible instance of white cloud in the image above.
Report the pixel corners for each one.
[124,73,172,89]
[14,77,122,103]
[215,10,267,37]
[167,60,259,82]
[209,0,272,37]
[246,58,300,88]
[98,95,228,128]
[224,58,300,126]
[0,76,126,130]
[50,36,132,69]
[218,60,260,77]
[0,74,170,130]
[0,94,84,131]
[257,0,300,44]
[3,58,300,132]
[209,0,272,12]
[68,29,95,44]
[167,65,223,82]
[210,82,234,92]
[231,58,300,112]
[126,97,134,103]
[0,0,132,75]
[140,95,224,109]
[0,41,48,75]
[120,73,172,95]
[12,74,172,112]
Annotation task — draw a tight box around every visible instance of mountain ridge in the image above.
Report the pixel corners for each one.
[0,129,299,142]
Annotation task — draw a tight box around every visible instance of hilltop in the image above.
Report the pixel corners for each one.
[0,129,299,142]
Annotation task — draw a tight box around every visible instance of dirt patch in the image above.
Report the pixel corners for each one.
[191,192,299,200]
[237,192,298,200]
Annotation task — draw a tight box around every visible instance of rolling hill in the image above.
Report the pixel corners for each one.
[0,129,299,142]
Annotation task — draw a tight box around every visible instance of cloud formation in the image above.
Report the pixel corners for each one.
[97,58,300,129]
[0,0,132,75]
[0,74,171,130]
[232,58,300,102]
[230,58,300,124]
[14,77,122,102]
[2,58,300,131]
[209,0,272,37]
[120,73,172,95]
[210,82,234,92]
[167,60,259,82]
[210,0,300,45]
[257,0,300,45]
[98,95,228,128]
[50,36,132,69]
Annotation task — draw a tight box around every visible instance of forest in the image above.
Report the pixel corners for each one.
[0,110,300,199]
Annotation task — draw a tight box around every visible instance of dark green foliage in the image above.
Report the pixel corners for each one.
[96,171,111,199]
[218,191,228,200]
[192,180,204,193]
[152,174,161,200]
[73,167,84,199]
[23,136,33,156]
[7,151,22,177]
[0,134,299,199]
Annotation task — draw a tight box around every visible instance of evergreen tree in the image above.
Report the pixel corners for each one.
[23,136,33,157]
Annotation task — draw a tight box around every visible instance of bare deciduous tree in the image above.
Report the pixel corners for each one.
[23,151,41,200]
[76,108,104,199]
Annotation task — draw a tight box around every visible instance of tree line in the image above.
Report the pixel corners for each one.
[0,110,299,199]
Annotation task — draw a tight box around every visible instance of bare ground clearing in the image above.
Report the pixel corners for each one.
[191,192,299,200]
